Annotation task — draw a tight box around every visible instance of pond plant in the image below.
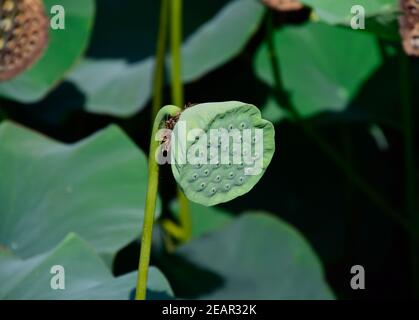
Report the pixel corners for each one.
[0,0,417,300]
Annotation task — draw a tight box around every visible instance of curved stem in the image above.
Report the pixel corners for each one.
[161,218,186,240]
[135,105,182,300]
[170,0,191,241]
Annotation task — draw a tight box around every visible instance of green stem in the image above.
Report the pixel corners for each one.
[170,0,191,241]
[265,11,417,239]
[170,0,184,107]
[151,0,170,120]
[177,188,192,241]
[135,105,182,300]
[400,53,418,297]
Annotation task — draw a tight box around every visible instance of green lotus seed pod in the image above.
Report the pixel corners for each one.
[171,101,275,206]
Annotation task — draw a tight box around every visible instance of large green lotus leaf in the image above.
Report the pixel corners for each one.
[0,121,158,260]
[67,0,265,117]
[0,234,172,300]
[0,0,95,103]
[161,213,334,299]
[254,22,383,118]
[302,0,397,24]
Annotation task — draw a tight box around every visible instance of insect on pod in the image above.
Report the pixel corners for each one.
[170,101,275,206]
[261,0,303,12]
[399,0,419,56]
[0,0,49,81]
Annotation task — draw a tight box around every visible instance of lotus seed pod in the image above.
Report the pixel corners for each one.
[0,0,49,81]
[399,0,419,56]
[171,101,275,206]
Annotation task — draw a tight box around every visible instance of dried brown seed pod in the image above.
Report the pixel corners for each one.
[400,0,419,28]
[401,0,419,17]
[399,0,419,56]
[0,0,49,81]
[401,23,419,56]
[261,0,303,12]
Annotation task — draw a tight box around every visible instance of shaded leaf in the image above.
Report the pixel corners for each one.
[0,234,172,300]
[67,58,154,117]
[179,0,265,82]
[162,213,334,299]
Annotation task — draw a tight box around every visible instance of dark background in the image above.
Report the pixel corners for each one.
[1,0,418,299]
